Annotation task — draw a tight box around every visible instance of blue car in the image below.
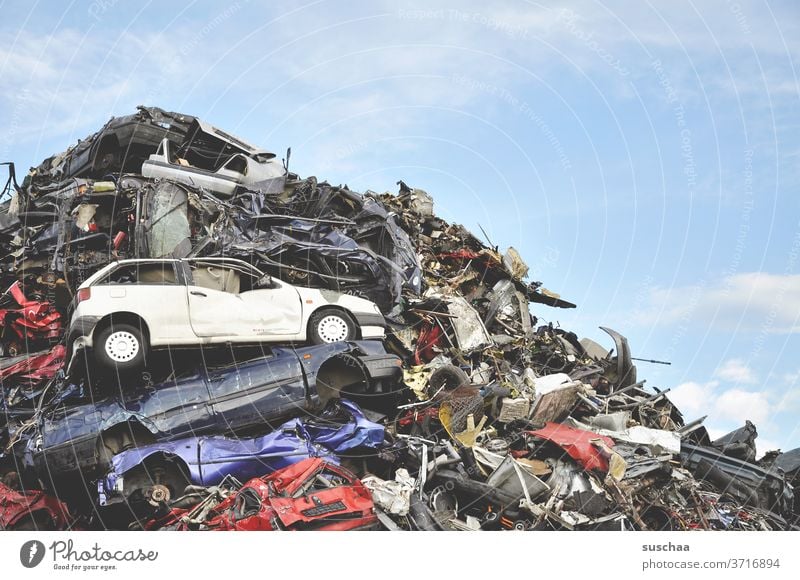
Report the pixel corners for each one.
[97,399,385,507]
[28,341,402,499]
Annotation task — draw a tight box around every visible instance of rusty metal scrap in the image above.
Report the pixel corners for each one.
[0,107,797,531]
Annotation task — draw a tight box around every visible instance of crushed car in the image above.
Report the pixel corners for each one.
[142,137,286,196]
[97,399,385,508]
[145,458,377,531]
[68,257,387,370]
[26,341,401,504]
[0,480,73,530]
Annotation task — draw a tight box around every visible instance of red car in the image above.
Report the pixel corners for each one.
[148,458,377,531]
[0,481,73,530]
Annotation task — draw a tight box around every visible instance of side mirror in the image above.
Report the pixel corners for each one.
[257,274,273,288]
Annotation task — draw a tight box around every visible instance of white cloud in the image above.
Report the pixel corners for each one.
[636,272,800,335]
[668,379,771,425]
[756,437,782,457]
[714,358,758,384]
[716,388,771,425]
[0,28,197,154]
[667,380,718,418]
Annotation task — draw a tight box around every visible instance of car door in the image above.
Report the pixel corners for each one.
[205,348,308,433]
[237,278,303,336]
[185,261,303,338]
[184,261,253,337]
[125,371,216,439]
[38,395,120,476]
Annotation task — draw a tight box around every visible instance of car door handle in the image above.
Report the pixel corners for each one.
[190,290,207,297]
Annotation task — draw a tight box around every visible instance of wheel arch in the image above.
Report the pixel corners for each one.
[127,450,192,481]
[113,450,192,504]
[93,311,151,343]
[96,419,158,470]
[313,351,371,403]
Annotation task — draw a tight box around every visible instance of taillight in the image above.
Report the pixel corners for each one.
[76,288,91,304]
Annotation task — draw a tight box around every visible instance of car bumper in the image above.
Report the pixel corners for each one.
[353,313,387,339]
[67,315,101,350]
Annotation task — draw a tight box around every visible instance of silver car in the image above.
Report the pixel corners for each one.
[142,138,286,196]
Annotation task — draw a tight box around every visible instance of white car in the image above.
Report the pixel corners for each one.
[142,138,286,196]
[67,258,386,370]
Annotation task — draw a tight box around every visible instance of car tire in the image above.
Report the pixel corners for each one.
[308,309,357,344]
[94,322,148,372]
[429,365,471,392]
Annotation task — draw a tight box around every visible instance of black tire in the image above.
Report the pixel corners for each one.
[429,365,471,392]
[308,309,357,344]
[94,322,148,372]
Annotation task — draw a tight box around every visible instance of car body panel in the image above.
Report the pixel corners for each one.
[35,370,216,475]
[0,481,73,530]
[206,348,308,432]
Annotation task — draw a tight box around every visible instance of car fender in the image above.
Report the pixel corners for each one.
[297,287,380,316]
[298,341,402,405]
[99,445,197,507]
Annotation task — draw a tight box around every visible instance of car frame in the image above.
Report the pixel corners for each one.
[67,257,387,371]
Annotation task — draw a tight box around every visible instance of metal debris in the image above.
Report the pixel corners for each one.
[0,107,797,531]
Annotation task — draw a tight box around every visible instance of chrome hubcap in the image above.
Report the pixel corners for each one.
[317,315,349,342]
[104,330,139,362]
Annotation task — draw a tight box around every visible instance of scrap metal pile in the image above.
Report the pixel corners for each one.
[1,106,798,531]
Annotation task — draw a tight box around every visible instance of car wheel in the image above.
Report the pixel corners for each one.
[308,309,357,344]
[124,460,189,508]
[94,322,148,371]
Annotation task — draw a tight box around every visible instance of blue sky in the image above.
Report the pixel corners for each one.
[1,0,799,454]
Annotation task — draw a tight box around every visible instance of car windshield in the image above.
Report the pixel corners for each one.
[145,181,191,258]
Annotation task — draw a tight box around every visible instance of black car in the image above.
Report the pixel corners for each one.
[25,341,402,498]
[28,105,278,189]
[29,106,194,187]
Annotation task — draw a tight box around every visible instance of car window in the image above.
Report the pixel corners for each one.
[145,181,190,258]
[101,262,178,285]
[223,155,247,175]
[190,264,240,293]
[188,262,261,293]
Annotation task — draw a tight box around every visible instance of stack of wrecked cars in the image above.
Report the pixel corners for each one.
[1,106,798,531]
